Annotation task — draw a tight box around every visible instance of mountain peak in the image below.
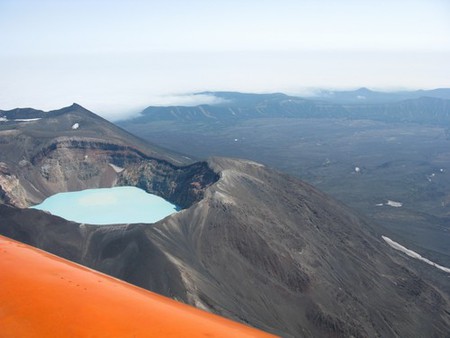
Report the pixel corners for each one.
[355,87,373,93]
[71,102,84,109]
[64,102,89,112]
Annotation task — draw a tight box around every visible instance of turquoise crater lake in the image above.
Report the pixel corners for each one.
[30,186,179,225]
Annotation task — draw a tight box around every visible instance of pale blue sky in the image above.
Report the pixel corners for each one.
[1,0,449,120]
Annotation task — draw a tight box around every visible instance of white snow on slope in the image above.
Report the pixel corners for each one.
[14,118,42,122]
[108,163,124,173]
[0,117,42,122]
[386,200,402,207]
[72,123,79,130]
[382,236,450,274]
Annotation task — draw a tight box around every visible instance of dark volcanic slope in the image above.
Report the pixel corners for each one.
[1,105,449,337]
[149,158,450,337]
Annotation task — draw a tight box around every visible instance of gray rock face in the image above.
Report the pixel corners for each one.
[0,105,449,337]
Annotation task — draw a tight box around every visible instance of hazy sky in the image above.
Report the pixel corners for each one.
[1,0,449,120]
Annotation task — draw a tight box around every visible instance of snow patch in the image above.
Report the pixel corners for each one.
[382,236,450,274]
[426,173,436,182]
[72,123,79,130]
[386,200,402,207]
[15,118,41,122]
[3,118,42,122]
[109,163,124,173]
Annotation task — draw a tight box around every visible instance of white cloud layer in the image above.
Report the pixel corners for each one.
[144,94,227,107]
[0,1,449,120]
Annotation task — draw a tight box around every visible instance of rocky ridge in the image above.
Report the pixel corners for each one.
[0,104,210,208]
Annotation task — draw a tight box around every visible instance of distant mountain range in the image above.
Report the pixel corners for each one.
[309,87,450,104]
[120,89,450,126]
